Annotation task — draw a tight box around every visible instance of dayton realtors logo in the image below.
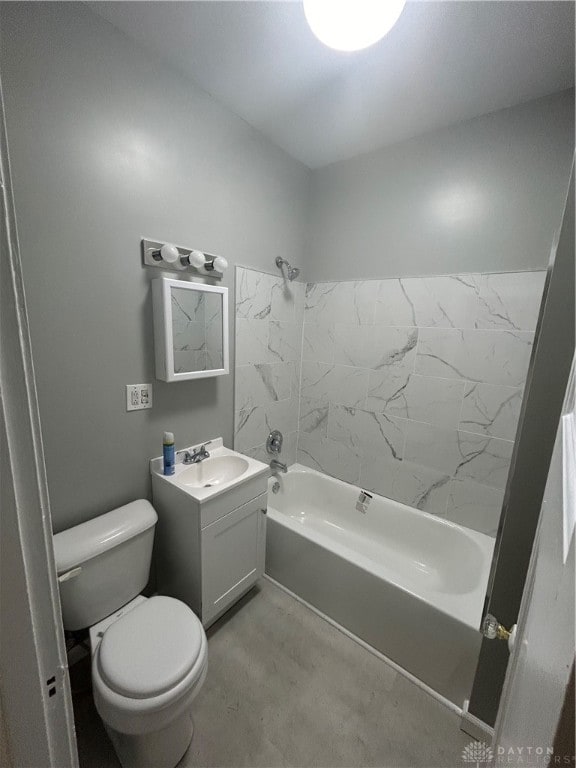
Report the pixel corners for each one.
[462,741,561,766]
[462,741,494,766]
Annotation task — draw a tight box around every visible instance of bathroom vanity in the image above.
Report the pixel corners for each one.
[151,438,269,627]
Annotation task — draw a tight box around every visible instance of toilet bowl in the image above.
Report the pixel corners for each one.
[52,499,208,768]
[90,595,208,768]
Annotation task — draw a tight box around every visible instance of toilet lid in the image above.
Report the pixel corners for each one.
[98,596,205,699]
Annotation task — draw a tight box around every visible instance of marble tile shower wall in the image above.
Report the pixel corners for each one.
[234,267,305,465]
[298,271,546,536]
[234,267,545,536]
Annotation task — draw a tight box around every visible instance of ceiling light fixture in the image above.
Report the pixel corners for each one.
[303,0,406,52]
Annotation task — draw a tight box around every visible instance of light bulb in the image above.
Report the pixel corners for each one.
[188,250,206,269]
[212,256,228,273]
[303,0,406,52]
[160,243,179,264]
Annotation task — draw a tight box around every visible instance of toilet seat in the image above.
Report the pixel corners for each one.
[98,596,203,699]
[92,596,208,736]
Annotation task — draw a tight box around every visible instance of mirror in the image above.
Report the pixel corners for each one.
[171,286,224,373]
[152,278,229,381]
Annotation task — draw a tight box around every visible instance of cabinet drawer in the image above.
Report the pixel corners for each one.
[200,473,268,528]
[201,492,267,626]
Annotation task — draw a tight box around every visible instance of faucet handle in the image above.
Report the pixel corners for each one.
[266,430,283,455]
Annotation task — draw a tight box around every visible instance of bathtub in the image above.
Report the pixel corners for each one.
[265,464,494,708]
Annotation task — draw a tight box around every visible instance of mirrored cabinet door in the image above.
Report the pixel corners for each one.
[153,278,229,381]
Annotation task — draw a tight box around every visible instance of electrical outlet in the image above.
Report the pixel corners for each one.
[126,384,153,411]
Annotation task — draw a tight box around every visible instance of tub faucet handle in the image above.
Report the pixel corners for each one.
[266,429,283,455]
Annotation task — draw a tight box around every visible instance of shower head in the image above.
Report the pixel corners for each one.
[275,257,300,282]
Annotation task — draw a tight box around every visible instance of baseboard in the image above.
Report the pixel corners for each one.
[460,698,495,742]
[263,573,462,716]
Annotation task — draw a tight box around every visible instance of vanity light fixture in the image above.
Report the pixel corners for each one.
[207,256,228,272]
[188,250,207,269]
[142,239,228,279]
[153,243,180,265]
[303,0,406,52]
[186,250,228,273]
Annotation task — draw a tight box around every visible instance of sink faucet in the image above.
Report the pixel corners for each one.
[270,458,287,474]
[182,444,210,464]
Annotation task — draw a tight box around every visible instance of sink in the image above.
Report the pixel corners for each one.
[177,455,249,488]
[150,438,269,503]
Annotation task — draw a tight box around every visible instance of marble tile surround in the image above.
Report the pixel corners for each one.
[234,267,305,466]
[234,267,546,537]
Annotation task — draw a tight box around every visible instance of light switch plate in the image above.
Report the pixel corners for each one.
[126,384,153,411]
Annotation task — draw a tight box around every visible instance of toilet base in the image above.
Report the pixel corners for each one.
[104,712,194,768]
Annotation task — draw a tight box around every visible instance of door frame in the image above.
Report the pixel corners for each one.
[467,164,575,727]
[0,75,78,768]
[493,350,575,751]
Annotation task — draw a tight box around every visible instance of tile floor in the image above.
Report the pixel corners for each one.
[72,578,471,768]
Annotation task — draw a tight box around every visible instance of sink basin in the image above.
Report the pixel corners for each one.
[177,455,249,488]
[151,438,269,504]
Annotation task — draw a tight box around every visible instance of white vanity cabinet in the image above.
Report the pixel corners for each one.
[201,493,266,626]
[151,466,268,628]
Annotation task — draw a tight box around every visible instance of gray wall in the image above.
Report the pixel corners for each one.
[0,2,311,532]
[306,90,574,282]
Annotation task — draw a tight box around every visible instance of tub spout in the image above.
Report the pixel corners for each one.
[270,458,288,474]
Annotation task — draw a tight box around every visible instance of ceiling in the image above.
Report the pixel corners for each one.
[91,1,575,169]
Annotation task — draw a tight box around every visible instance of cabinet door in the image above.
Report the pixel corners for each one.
[201,493,266,627]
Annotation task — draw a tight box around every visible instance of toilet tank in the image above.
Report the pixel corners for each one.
[53,500,158,631]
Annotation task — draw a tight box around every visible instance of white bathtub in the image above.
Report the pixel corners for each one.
[265,464,494,707]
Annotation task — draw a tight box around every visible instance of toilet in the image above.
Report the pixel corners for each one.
[53,499,208,768]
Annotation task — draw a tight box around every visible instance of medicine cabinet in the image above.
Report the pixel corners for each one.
[152,277,229,382]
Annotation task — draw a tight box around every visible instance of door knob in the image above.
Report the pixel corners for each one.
[482,613,517,651]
